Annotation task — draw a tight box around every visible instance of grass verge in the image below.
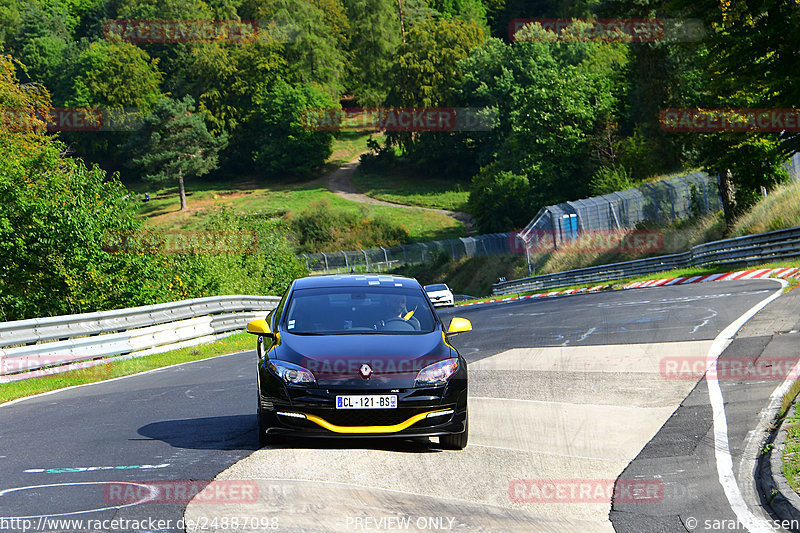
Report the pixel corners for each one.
[528,213,727,276]
[780,382,800,420]
[133,130,464,245]
[138,182,464,243]
[0,332,256,405]
[351,168,470,212]
[325,131,380,169]
[782,397,800,492]
[733,180,800,236]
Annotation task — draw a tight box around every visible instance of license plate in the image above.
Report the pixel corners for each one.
[336,395,397,409]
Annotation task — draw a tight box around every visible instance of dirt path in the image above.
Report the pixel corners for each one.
[326,157,476,234]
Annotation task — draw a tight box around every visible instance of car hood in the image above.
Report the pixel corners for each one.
[275,330,453,389]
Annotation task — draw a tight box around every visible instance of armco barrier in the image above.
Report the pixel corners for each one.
[494,226,800,295]
[465,267,800,309]
[0,295,278,382]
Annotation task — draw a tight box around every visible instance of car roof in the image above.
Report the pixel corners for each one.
[293,274,422,290]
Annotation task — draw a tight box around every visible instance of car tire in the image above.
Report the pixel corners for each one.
[439,413,468,450]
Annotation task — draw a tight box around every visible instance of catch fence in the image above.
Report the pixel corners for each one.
[302,233,512,274]
[519,172,722,249]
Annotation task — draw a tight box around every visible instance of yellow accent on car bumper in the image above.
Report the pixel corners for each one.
[303,409,452,434]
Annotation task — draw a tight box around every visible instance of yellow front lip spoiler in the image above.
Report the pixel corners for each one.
[303,409,452,434]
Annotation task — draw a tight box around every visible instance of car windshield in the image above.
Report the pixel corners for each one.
[284,287,437,334]
[425,284,448,292]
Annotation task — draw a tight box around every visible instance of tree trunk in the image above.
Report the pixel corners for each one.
[719,168,736,227]
[396,0,406,43]
[178,169,187,211]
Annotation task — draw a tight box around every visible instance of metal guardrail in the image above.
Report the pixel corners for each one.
[0,295,279,382]
[5,227,797,380]
[493,226,800,295]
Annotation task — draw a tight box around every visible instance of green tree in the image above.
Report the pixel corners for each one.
[697,133,788,225]
[428,0,488,23]
[246,79,337,178]
[129,96,228,210]
[185,43,242,136]
[0,55,174,320]
[457,35,628,231]
[59,40,163,167]
[386,16,486,109]
[0,0,23,47]
[486,0,598,40]
[185,36,336,178]
[242,0,348,93]
[187,36,286,139]
[115,0,215,19]
[666,0,799,222]
[467,164,533,232]
[9,1,70,89]
[65,41,162,110]
[593,0,710,181]
[344,0,402,107]
[114,0,215,94]
[384,16,486,156]
[2,0,102,101]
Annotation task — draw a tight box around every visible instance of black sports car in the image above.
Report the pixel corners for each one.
[246,274,472,449]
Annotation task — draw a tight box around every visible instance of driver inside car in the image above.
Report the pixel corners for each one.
[379,294,421,330]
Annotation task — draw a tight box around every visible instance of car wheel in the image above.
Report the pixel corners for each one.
[439,413,468,450]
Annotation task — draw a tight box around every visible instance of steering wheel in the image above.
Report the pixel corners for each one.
[380,317,417,331]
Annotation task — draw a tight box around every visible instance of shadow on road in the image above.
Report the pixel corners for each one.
[137,415,260,451]
[138,415,443,454]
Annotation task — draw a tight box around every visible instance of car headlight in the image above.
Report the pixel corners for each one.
[268,360,316,385]
[415,358,459,386]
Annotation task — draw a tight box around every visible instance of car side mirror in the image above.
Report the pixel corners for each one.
[246,319,274,338]
[446,317,472,336]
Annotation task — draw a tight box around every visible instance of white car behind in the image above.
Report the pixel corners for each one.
[424,283,454,307]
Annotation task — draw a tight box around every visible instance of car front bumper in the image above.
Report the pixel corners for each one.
[258,381,467,439]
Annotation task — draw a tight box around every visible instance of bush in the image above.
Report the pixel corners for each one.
[616,130,674,180]
[358,139,401,172]
[467,164,534,233]
[589,166,636,195]
[289,199,410,253]
[169,209,307,298]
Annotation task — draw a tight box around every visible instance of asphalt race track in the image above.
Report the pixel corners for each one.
[0,279,792,533]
